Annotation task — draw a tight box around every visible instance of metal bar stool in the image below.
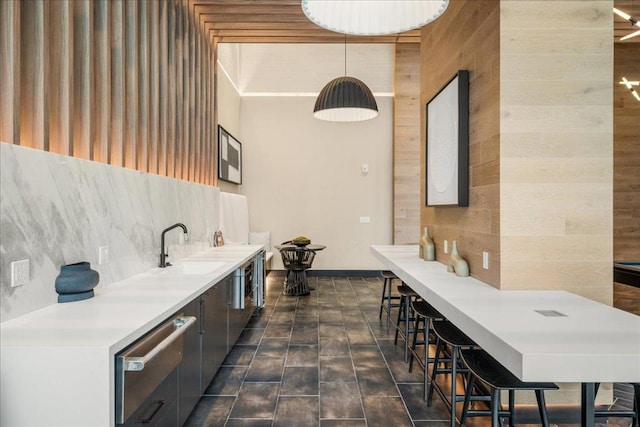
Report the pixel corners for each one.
[427,319,479,427]
[393,284,419,362]
[378,270,402,332]
[459,348,558,427]
[594,382,639,426]
[409,299,444,400]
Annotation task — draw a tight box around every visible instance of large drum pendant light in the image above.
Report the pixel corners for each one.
[313,37,378,122]
[301,0,449,36]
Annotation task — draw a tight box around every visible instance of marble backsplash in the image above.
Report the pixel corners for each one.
[0,142,220,322]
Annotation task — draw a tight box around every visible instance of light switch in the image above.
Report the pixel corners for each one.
[483,251,489,269]
[361,164,369,174]
[359,216,371,224]
[444,240,448,254]
[11,260,30,287]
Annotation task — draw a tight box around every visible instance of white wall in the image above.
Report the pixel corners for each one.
[236,43,394,94]
[216,43,395,270]
[240,96,393,270]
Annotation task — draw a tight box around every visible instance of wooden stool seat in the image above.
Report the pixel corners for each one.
[460,349,558,427]
[412,300,443,320]
[428,320,479,426]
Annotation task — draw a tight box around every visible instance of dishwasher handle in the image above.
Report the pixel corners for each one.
[123,316,196,372]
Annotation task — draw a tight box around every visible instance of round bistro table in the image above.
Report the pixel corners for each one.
[275,244,326,296]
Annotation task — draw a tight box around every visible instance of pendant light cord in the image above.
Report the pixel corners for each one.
[344,34,347,76]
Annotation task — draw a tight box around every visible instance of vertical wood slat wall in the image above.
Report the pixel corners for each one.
[0,0,217,186]
[393,43,421,245]
[614,43,640,261]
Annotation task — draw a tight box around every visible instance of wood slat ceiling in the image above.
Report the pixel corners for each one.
[194,0,420,43]
[194,0,639,44]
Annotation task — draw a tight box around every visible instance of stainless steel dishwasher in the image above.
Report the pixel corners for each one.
[115,314,196,426]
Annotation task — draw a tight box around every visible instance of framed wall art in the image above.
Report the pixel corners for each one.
[425,70,469,207]
[218,125,242,185]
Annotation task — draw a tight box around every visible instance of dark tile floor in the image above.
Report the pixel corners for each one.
[185,275,637,427]
[614,282,640,316]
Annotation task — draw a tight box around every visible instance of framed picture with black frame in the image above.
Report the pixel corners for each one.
[218,125,242,185]
[425,70,469,207]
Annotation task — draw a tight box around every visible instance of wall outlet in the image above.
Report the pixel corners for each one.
[483,251,489,269]
[444,240,448,254]
[359,216,371,224]
[11,259,30,287]
[99,246,110,265]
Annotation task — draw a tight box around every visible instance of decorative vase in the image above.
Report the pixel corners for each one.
[419,227,435,261]
[447,240,469,277]
[55,261,100,303]
[213,231,224,247]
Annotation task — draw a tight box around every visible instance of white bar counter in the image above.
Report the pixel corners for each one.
[0,245,263,427]
[371,245,640,383]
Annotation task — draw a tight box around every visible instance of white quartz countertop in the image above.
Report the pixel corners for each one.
[1,245,262,353]
[371,245,640,383]
[0,245,263,427]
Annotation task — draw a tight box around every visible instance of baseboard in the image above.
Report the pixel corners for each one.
[267,269,380,278]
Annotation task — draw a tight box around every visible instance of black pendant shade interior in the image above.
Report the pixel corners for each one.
[313,76,379,122]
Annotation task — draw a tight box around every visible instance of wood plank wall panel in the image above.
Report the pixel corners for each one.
[2,0,217,186]
[124,0,137,169]
[72,0,93,159]
[211,35,219,187]
[166,0,176,178]
[0,0,19,143]
[19,0,45,150]
[148,0,159,175]
[205,24,213,185]
[393,43,421,244]
[187,0,195,182]
[181,0,189,181]
[158,0,168,177]
[500,1,613,304]
[175,0,184,180]
[93,0,110,164]
[420,0,501,286]
[46,0,72,155]
[614,43,640,261]
[137,0,148,173]
[191,1,199,183]
[110,0,124,167]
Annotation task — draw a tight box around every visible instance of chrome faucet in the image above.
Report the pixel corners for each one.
[159,223,188,267]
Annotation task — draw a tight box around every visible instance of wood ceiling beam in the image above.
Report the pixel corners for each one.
[194,4,303,14]
[202,21,323,30]
[193,0,301,5]
[208,29,415,39]
[195,1,631,44]
[210,34,420,44]
[207,36,420,44]
[199,13,309,22]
